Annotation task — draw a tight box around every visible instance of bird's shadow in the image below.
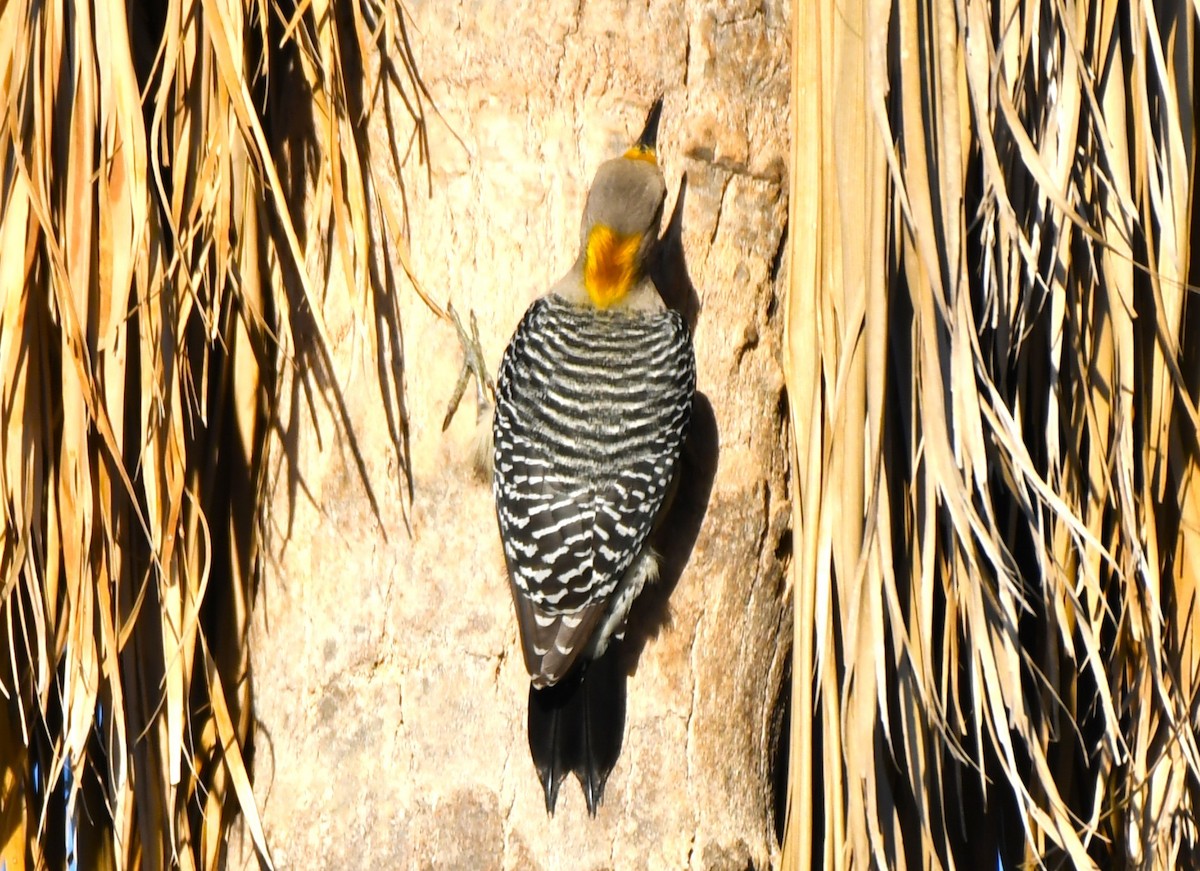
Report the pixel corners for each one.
[652,173,702,333]
[621,171,718,672]
[619,391,718,673]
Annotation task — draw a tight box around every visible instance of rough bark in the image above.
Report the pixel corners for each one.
[236,2,791,868]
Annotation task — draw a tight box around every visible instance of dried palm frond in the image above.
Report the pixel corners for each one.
[783,0,1198,867]
[0,1,427,868]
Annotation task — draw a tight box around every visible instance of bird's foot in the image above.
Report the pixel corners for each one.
[442,302,495,432]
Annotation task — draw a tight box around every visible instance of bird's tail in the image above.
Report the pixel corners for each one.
[527,644,626,816]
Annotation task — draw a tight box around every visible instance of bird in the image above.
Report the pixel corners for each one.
[491,98,696,815]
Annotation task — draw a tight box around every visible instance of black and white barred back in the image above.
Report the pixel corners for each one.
[493,293,695,621]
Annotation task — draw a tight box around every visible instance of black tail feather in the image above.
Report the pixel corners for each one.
[575,644,624,815]
[528,672,575,814]
[527,644,627,816]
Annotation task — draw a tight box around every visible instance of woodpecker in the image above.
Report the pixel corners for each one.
[492,99,695,815]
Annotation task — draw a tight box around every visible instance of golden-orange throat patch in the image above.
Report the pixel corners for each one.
[623,144,658,164]
[584,224,642,308]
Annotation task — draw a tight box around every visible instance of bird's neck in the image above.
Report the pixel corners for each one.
[581,223,643,310]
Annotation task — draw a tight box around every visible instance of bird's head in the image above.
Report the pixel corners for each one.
[578,115,667,310]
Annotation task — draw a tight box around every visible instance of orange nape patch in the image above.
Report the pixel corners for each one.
[623,144,658,164]
[584,224,642,309]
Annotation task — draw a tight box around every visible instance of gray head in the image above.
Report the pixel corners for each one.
[576,152,667,309]
[580,155,667,242]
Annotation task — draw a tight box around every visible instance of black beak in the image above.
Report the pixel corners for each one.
[635,97,664,152]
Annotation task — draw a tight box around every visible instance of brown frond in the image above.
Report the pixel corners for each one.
[0,1,426,867]
[783,0,1200,867]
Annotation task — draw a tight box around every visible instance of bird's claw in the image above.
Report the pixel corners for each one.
[442,302,495,432]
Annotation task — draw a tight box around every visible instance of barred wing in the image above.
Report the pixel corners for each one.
[492,295,695,683]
